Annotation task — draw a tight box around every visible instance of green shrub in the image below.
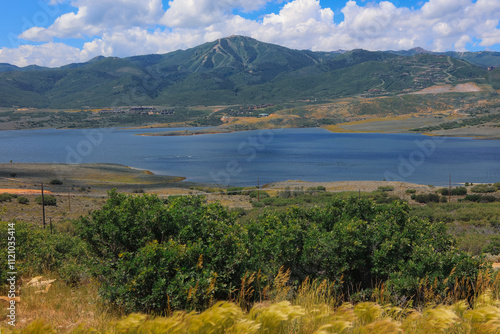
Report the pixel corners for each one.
[471,185,496,193]
[373,192,400,204]
[248,190,269,199]
[483,235,500,255]
[464,194,497,203]
[226,187,244,195]
[49,179,63,185]
[75,193,485,314]
[17,196,29,204]
[251,201,264,207]
[35,195,57,206]
[413,193,440,203]
[0,193,13,203]
[306,186,327,194]
[464,194,482,202]
[480,195,497,203]
[0,221,91,290]
[378,186,394,192]
[439,187,467,196]
[405,189,416,194]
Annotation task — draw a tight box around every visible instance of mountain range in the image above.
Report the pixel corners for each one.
[0,35,498,108]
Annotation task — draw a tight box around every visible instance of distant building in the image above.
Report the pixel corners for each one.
[258,113,269,117]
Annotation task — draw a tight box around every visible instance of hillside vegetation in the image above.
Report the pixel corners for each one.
[2,187,500,332]
[0,36,495,108]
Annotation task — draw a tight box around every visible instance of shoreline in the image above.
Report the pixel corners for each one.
[0,162,487,191]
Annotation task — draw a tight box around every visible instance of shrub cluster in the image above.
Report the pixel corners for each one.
[411,193,441,203]
[35,195,57,206]
[439,187,467,196]
[0,221,90,287]
[471,185,496,193]
[0,193,14,203]
[75,191,486,314]
[464,194,497,203]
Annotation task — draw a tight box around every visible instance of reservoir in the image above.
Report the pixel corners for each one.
[0,127,499,186]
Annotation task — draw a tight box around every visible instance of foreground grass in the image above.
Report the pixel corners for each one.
[3,270,500,333]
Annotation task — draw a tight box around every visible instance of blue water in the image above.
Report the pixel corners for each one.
[0,127,499,186]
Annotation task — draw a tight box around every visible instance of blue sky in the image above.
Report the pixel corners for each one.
[0,0,498,67]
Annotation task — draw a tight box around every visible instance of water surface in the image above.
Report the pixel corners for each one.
[0,127,499,186]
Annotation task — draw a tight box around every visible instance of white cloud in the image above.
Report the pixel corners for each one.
[0,42,87,67]
[161,0,271,28]
[421,0,470,19]
[20,0,164,41]
[1,0,500,67]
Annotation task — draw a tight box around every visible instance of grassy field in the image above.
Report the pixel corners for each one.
[1,164,500,333]
[3,270,500,333]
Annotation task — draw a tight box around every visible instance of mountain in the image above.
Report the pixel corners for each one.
[391,48,500,68]
[0,36,493,108]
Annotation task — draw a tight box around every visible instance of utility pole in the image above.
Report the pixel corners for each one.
[41,182,46,229]
[257,177,260,202]
[449,174,451,203]
[68,188,71,212]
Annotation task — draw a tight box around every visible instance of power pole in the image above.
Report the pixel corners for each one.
[68,188,71,212]
[257,177,260,202]
[448,174,451,203]
[41,182,46,229]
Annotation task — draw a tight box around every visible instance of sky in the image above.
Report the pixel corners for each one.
[0,0,499,67]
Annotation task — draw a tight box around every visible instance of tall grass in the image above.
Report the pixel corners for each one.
[4,268,500,333]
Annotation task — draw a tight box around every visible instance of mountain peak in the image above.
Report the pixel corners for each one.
[409,47,430,54]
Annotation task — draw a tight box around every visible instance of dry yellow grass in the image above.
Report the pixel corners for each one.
[227,114,300,126]
[323,115,413,133]
[6,292,500,333]
[4,268,500,333]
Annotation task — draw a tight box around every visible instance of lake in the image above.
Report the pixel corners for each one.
[0,127,499,186]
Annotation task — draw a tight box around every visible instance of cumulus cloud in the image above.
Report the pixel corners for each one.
[0,42,88,67]
[20,0,164,41]
[161,0,271,28]
[1,0,499,67]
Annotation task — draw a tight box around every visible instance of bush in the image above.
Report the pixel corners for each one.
[0,193,13,203]
[248,190,269,199]
[464,194,482,202]
[306,186,326,194]
[471,185,496,193]
[35,195,57,206]
[405,189,416,194]
[481,195,497,203]
[439,187,467,196]
[77,191,248,312]
[0,221,91,289]
[49,179,63,185]
[226,187,244,195]
[17,196,29,204]
[464,194,497,203]
[76,193,485,314]
[378,186,394,192]
[413,193,440,203]
[483,235,500,255]
[373,192,400,204]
